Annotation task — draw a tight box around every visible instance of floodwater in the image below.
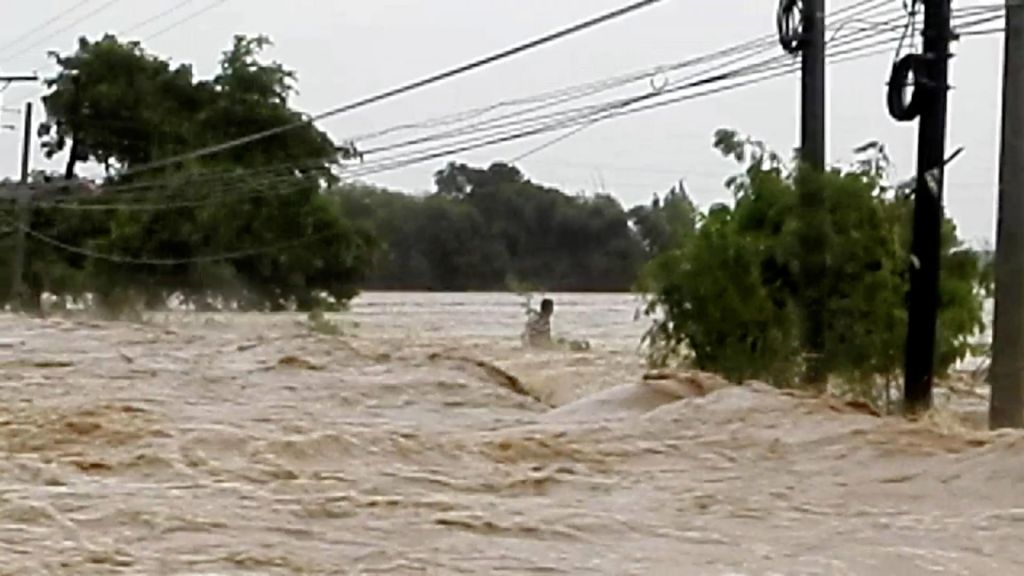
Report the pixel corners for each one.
[0,292,1021,575]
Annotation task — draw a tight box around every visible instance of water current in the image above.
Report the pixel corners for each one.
[0,292,1021,575]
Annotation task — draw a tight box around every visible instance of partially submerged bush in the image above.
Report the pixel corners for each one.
[640,131,990,401]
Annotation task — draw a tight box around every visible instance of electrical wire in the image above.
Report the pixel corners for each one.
[0,0,127,64]
[0,178,345,265]
[25,0,997,206]
[0,0,98,57]
[34,174,315,211]
[37,156,338,200]
[345,19,918,174]
[339,12,1003,180]
[144,0,231,42]
[35,2,932,205]
[11,2,1004,263]
[16,222,345,265]
[356,5,1001,172]
[23,0,903,200]
[342,41,907,180]
[120,0,202,36]
[957,27,1006,36]
[355,4,903,159]
[350,0,899,146]
[115,0,668,176]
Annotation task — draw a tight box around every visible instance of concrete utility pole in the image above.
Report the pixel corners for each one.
[9,102,33,311]
[798,0,828,388]
[990,0,1024,430]
[903,0,954,414]
[801,0,826,171]
[779,0,828,388]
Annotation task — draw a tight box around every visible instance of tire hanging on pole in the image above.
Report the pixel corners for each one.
[887,53,928,122]
[777,0,805,54]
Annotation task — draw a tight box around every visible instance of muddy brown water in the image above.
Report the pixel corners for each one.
[0,292,1021,575]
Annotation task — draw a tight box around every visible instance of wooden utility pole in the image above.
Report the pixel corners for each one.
[990,0,1024,429]
[903,0,954,414]
[9,102,33,311]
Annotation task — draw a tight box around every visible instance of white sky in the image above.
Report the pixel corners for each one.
[0,0,1008,245]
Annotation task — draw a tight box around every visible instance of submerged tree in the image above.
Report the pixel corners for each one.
[14,34,375,313]
[640,129,989,402]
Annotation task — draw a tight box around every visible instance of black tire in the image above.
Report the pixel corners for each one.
[887,53,927,122]
[777,0,804,55]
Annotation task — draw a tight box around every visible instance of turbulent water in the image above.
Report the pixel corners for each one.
[0,292,1022,575]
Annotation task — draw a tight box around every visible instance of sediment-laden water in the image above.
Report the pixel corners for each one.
[0,292,1020,575]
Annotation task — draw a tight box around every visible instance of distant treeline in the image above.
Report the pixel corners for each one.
[334,162,698,292]
[0,32,696,315]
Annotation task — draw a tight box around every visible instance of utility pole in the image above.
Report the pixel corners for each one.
[779,0,828,388]
[903,0,954,414]
[801,0,826,172]
[799,0,827,388]
[989,0,1024,429]
[9,102,33,312]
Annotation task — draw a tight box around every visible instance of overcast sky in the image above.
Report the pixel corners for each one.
[0,0,1008,244]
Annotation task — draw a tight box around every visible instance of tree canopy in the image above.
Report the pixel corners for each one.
[640,129,990,403]
[333,162,649,292]
[4,34,373,314]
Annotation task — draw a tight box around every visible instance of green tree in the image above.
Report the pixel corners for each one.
[333,162,647,292]
[628,182,698,257]
[20,34,374,314]
[641,129,988,402]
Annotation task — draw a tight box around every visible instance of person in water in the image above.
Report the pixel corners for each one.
[523,297,555,348]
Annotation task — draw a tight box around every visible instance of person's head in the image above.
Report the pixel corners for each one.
[540,298,554,317]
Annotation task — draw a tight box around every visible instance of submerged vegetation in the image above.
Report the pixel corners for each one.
[0,35,992,407]
[639,130,991,404]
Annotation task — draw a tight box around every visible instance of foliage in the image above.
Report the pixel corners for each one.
[627,181,698,257]
[5,34,374,314]
[332,162,648,292]
[640,129,990,397]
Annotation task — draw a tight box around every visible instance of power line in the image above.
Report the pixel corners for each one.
[144,0,231,42]
[349,0,897,147]
[0,0,127,64]
[511,123,597,163]
[26,225,344,265]
[355,1,918,158]
[36,170,321,211]
[358,37,776,157]
[119,0,668,176]
[346,6,1000,174]
[0,207,344,266]
[340,29,972,181]
[121,0,202,36]
[958,27,1006,36]
[346,25,909,174]
[0,0,98,57]
[10,3,1003,262]
[67,8,918,199]
[23,0,992,204]
[21,0,900,200]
